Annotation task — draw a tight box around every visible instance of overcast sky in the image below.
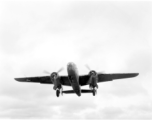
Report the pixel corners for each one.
[0,0,152,119]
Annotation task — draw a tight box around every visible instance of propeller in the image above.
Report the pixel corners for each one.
[43,70,51,74]
[85,64,105,74]
[43,67,64,74]
[57,67,64,73]
[85,64,91,71]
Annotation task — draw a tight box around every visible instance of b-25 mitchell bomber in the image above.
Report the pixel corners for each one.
[15,62,139,97]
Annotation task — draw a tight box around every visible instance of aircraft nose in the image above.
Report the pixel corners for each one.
[68,64,72,70]
[67,62,74,70]
[67,62,74,66]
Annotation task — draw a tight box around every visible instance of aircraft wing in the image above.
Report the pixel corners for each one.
[97,73,139,82]
[14,76,71,86]
[79,75,89,86]
[79,73,139,86]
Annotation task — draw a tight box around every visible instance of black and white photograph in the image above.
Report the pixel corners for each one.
[0,0,152,119]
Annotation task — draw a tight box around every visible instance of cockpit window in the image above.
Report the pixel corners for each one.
[67,62,75,67]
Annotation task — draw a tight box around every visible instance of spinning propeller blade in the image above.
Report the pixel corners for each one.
[85,64,105,73]
[43,70,51,74]
[85,64,91,71]
[57,67,64,73]
[43,67,64,74]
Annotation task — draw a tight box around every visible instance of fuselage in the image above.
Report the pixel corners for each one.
[67,62,81,96]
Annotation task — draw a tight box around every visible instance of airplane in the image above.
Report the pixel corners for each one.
[14,62,139,97]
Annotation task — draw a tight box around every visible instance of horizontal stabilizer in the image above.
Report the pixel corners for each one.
[62,90,75,94]
[62,89,93,94]
[81,89,92,93]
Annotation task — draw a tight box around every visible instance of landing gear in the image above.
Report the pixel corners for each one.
[56,89,60,97]
[92,88,96,96]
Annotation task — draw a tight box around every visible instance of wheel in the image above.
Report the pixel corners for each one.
[92,88,96,96]
[56,89,60,97]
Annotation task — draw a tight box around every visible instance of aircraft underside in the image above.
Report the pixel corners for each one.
[56,88,97,97]
[14,62,139,97]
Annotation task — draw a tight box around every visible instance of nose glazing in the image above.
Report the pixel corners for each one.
[67,62,74,70]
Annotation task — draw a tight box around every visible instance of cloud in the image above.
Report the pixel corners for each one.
[0,0,152,119]
[127,51,152,75]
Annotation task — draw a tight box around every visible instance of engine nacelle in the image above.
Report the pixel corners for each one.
[50,72,62,90]
[88,70,98,89]
[89,70,97,76]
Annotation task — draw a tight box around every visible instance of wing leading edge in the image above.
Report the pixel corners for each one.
[14,76,71,86]
[15,76,52,84]
[79,73,139,86]
[15,73,139,86]
[98,73,139,82]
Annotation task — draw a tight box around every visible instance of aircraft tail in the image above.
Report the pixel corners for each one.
[81,89,92,93]
[62,89,92,94]
[62,90,75,94]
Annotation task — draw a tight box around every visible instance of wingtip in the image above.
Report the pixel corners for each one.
[136,73,139,75]
[134,73,139,77]
[14,78,19,81]
[14,78,22,82]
